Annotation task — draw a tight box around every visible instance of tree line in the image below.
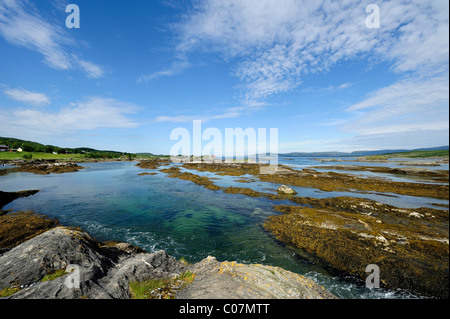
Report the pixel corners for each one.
[0,137,135,159]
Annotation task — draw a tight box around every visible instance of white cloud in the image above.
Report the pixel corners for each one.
[0,97,140,139]
[3,87,50,106]
[0,0,103,78]
[343,76,449,135]
[138,60,191,83]
[176,0,448,106]
[154,106,245,123]
[71,55,105,79]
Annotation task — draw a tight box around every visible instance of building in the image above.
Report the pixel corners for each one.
[0,145,9,152]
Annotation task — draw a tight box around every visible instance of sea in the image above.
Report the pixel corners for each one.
[1,157,448,299]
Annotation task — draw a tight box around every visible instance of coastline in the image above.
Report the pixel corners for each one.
[1,158,448,299]
[0,198,335,300]
[136,159,449,298]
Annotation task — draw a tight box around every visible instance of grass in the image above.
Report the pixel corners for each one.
[40,269,67,282]
[179,257,191,265]
[363,155,389,160]
[0,151,168,161]
[381,150,449,158]
[0,287,21,297]
[129,271,196,299]
[0,268,71,297]
[0,151,86,161]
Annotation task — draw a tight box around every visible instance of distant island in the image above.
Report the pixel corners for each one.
[278,146,449,158]
[1,136,448,162]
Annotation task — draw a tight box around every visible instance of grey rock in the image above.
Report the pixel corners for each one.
[0,227,186,299]
[179,256,336,299]
[0,227,336,299]
[277,185,298,195]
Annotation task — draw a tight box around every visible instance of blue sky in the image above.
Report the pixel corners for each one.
[0,0,448,154]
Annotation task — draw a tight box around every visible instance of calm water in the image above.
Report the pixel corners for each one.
[1,158,447,299]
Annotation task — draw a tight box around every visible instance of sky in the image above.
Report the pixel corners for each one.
[0,0,448,155]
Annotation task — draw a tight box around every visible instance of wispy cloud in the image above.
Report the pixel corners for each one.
[3,87,50,106]
[176,0,448,106]
[0,97,140,139]
[343,76,449,135]
[138,60,191,83]
[0,0,103,78]
[154,106,245,123]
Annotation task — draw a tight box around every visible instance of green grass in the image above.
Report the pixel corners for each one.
[0,152,86,161]
[129,278,170,299]
[363,155,389,160]
[381,150,449,158]
[0,287,21,297]
[129,271,196,299]
[179,257,191,265]
[40,269,67,282]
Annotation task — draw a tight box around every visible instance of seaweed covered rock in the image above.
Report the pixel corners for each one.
[264,198,449,298]
[0,211,59,252]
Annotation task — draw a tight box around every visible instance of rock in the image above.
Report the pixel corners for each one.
[0,226,336,299]
[0,211,59,252]
[0,227,187,299]
[8,161,84,175]
[0,190,40,211]
[277,185,297,195]
[178,256,335,299]
[264,197,449,298]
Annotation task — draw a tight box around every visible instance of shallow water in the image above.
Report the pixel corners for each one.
[1,159,445,299]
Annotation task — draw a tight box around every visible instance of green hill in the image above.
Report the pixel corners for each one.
[0,136,133,159]
[380,149,449,158]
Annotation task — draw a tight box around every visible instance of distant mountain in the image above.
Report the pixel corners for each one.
[279,146,449,157]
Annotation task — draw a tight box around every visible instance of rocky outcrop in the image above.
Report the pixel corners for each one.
[15,161,83,175]
[0,226,336,299]
[2,161,84,175]
[0,190,40,211]
[179,162,449,199]
[310,165,449,182]
[177,256,335,299]
[0,211,58,253]
[136,158,170,170]
[0,227,188,299]
[277,185,297,195]
[264,197,449,299]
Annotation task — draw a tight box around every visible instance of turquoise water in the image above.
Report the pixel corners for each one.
[1,159,446,299]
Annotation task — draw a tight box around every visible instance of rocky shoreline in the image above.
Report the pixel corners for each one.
[139,161,449,298]
[178,162,449,199]
[2,159,448,299]
[310,165,449,183]
[0,216,335,299]
[0,190,335,299]
[1,159,84,175]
